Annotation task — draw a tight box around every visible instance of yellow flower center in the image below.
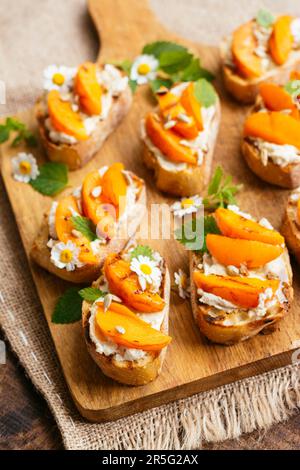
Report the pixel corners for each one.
[181,198,194,208]
[60,249,73,263]
[140,263,152,275]
[137,63,151,75]
[19,160,32,174]
[52,72,65,86]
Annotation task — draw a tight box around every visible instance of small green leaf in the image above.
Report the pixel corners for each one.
[194,78,217,107]
[129,79,138,93]
[71,215,97,241]
[30,162,68,196]
[284,80,300,98]
[11,134,23,147]
[159,50,192,74]
[142,41,187,58]
[150,78,173,93]
[0,125,9,143]
[52,287,83,324]
[119,59,132,74]
[181,58,214,82]
[24,130,37,147]
[130,245,154,260]
[175,215,220,253]
[256,9,275,28]
[208,166,223,195]
[79,287,105,302]
[6,117,25,131]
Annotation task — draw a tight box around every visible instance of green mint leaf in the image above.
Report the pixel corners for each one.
[142,41,187,59]
[256,9,275,28]
[52,287,83,324]
[30,162,68,196]
[159,50,192,74]
[0,125,10,143]
[194,78,217,107]
[207,166,223,195]
[181,58,214,82]
[129,79,138,93]
[130,245,154,260]
[11,134,23,147]
[71,215,97,241]
[6,117,25,131]
[24,130,37,147]
[119,59,132,74]
[79,287,105,302]
[284,80,300,98]
[150,78,173,93]
[175,215,220,252]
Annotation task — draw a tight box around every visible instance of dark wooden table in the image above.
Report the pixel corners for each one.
[0,332,299,450]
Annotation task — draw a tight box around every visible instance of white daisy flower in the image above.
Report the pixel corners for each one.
[174,269,190,299]
[50,240,83,271]
[171,195,203,218]
[43,65,77,92]
[130,54,159,85]
[130,255,162,291]
[12,152,39,183]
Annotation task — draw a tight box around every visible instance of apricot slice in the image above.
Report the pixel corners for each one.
[55,195,97,264]
[48,90,88,140]
[290,71,300,80]
[145,113,197,165]
[244,111,300,150]
[232,21,262,79]
[297,199,300,223]
[206,234,284,268]
[215,208,284,245]
[259,83,298,119]
[269,16,293,66]
[193,272,279,309]
[162,102,198,140]
[74,62,102,115]
[180,82,203,131]
[104,253,165,313]
[101,162,128,209]
[157,89,180,111]
[95,302,171,351]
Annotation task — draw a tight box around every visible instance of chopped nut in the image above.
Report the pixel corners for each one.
[71,229,83,238]
[239,263,249,276]
[115,325,126,334]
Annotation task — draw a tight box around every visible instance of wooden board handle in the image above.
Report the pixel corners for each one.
[88,0,170,61]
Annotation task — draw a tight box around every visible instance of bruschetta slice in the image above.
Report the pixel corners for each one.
[189,206,293,344]
[242,76,300,188]
[141,81,221,197]
[220,11,300,104]
[281,187,300,264]
[82,243,171,385]
[31,163,146,283]
[36,62,132,170]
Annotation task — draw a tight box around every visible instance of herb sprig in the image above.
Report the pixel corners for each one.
[71,215,98,241]
[202,166,242,210]
[0,117,37,147]
[130,245,154,260]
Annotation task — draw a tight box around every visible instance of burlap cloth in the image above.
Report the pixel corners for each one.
[0,0,300,450]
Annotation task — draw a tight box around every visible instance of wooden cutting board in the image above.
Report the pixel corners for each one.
[1,0,300,422]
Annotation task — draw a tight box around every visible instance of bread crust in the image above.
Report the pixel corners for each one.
[220,39,300,104]
[242,139,300,189]
[281,196,300,264]
[142,98,221,197]
[189,251,293,345]
[30,179,146,283]
[35,86,132,170]
[82,266,170,386]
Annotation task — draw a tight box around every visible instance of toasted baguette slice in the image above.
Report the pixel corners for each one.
[220,40,300,104]
[30,178,146,283]
[82,262,170,386]
[281,192,300,264]
[35,85,132,170]
[189,251,293,345]
[142,98,221,197]
[242,139,300,189]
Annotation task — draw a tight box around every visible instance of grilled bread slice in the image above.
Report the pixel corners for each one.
[281,190,300,264]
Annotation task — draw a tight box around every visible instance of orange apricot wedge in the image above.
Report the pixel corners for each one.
[101,162,128,209]
[232,21,262,79]
[206,234,284,268]
[297,199,300,222]
[161,102,198,140]
[193,272,279,309]
[48,90,88,140]
[104,253,165,313]
[290,71,300,80]
[95,302,171,351]
[180,82,203,131]
[55,195,97,264]
[269,16,293,66]
[259,82,298,118]
[145,113,197,165]
[156,89,180,111]
[244,111,300,150]
[74,62,102,115]
[215,207,284,245]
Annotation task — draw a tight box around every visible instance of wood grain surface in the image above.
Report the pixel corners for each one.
[0,0,300,423]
